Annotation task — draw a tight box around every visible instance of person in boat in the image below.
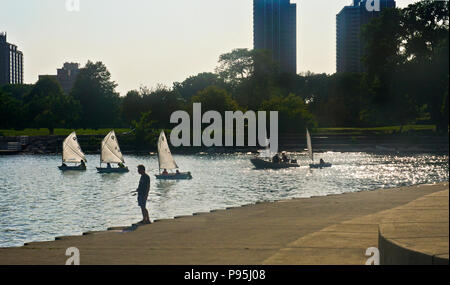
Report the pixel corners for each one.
[319,159,325,165]
[281,152,289,163]
[176,170,180,175]
[162,169,168,175]
[107,163,111,168]
[80,160,86,168]
[136,165,151,224]
[272,154,280,163]
[62,163,67,167]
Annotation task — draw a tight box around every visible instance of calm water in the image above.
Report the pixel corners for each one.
[0,152,448,247]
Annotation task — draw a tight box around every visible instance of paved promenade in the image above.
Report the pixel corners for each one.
[0,182,448,265]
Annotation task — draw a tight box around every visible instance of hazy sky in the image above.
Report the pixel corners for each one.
[1,0,417,95]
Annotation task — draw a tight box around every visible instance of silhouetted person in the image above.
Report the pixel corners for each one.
[162,169,168,175]
[136,165,151,224]
[272,154,280,163]
[281,152,289,163]
[320,159,325,165]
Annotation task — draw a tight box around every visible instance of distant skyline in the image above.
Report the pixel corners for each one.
[1,0,418,95]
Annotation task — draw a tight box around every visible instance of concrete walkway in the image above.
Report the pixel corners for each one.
[0,182,448,265]
[264,187,449,265]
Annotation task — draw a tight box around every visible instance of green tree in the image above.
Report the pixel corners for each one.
[361,7,408,126]
[191,86,239,115]
[361,1,449,130]
[0,91,23,129]
[0,84,33,101]
[215,48,254,87]
[401,0,449,132]
[0,84,32,129]
[311,73,367,127]
[402,0,449,62]
[71,61,121,129]
[261,93,316,133]
[24,76,80,134]
[229,49,279,110]
[173,72,225,102]
[140,85,184,129]
[122,90,143,125]
[131,111,159,150]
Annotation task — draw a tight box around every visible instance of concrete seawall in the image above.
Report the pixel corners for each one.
[378,190,449,265]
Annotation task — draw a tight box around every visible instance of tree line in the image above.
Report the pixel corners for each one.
[0,0,448,141]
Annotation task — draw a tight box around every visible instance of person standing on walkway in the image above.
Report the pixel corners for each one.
[136,165,151,224]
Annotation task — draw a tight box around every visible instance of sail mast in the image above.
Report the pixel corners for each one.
[157,141,161,174]
[100,134,102,167]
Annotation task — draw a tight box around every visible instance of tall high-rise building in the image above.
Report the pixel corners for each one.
[254,0,297,74]
[0,32,24,85]
[336,0,396,73]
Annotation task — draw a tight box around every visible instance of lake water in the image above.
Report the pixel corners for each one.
[0,152,448,247]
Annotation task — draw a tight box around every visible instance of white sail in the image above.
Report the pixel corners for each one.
[306,129,313,162]
[157,131,178,171]
[62,132,87,163]
[101,130,124,164]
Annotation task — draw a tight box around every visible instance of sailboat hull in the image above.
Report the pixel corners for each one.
[309,163,332,169]
[155,172,192,180]
[59,165,86,171]
[97,167,129,173]
[250,158,299,169]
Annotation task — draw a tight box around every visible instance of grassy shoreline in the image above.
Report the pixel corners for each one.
[0,125,441,137]
[0,128,131,137]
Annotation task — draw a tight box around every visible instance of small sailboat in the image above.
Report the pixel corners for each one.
[58,132,87,171]
[307,129,332,169]
[155,131,192,180]
[250,139,299,169]
[96,130,129,173]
